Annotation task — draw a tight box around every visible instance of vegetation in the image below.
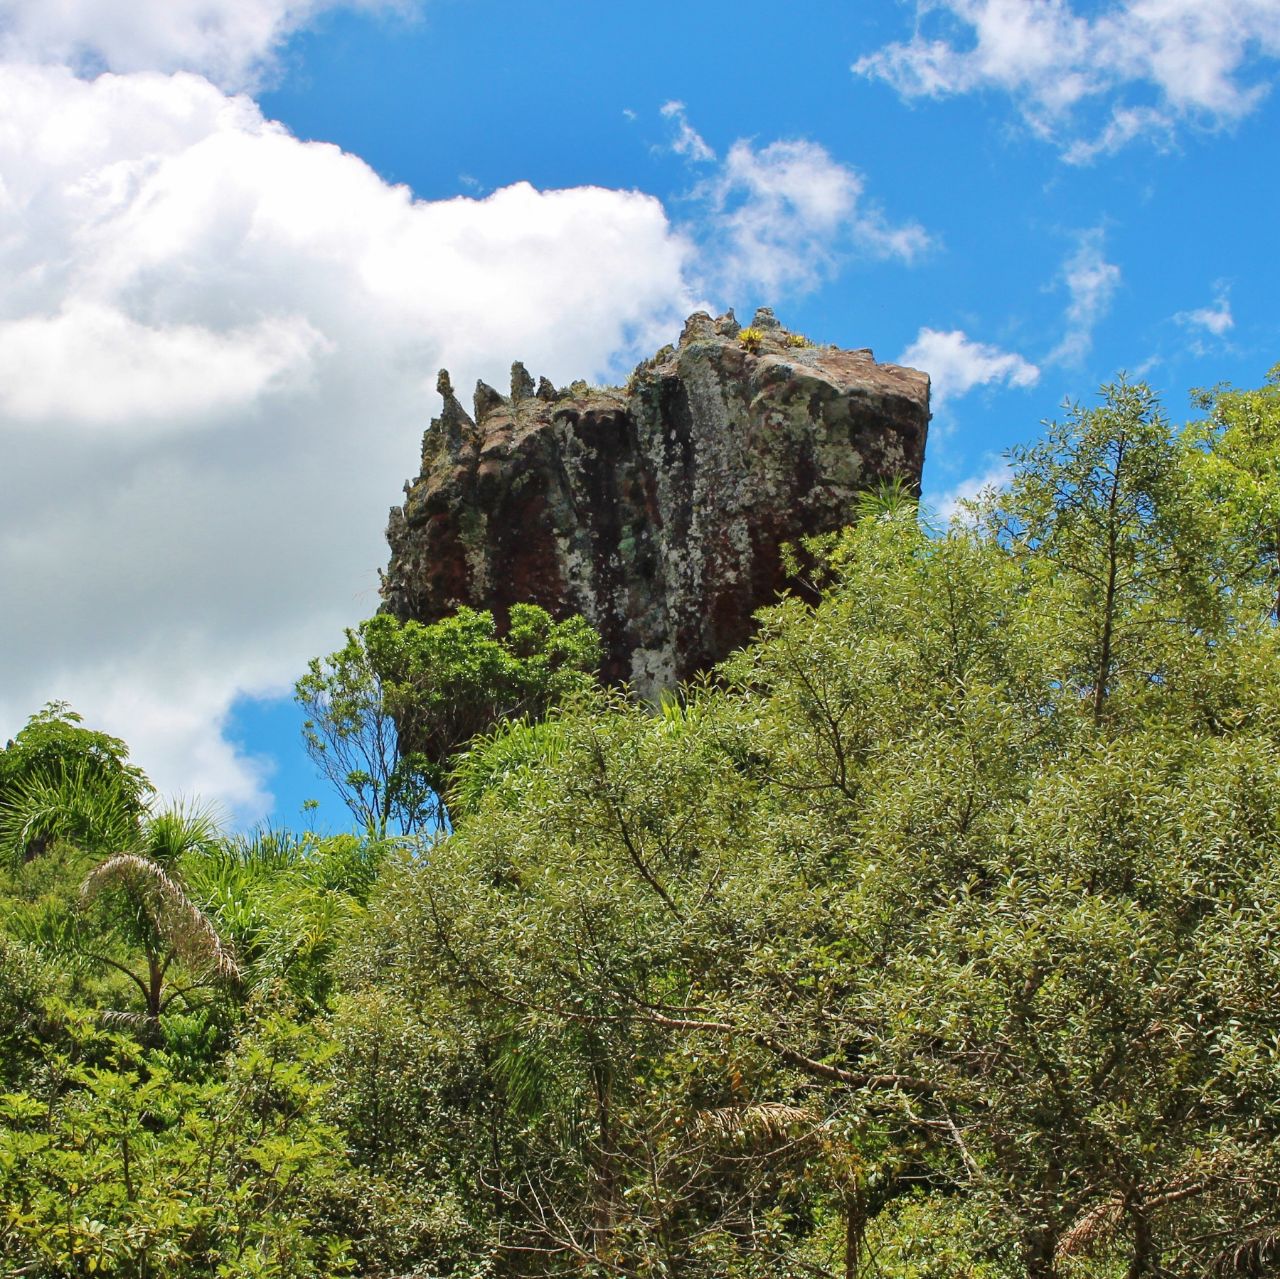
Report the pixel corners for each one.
[294,604,599,836]
[3,370,1280,1277]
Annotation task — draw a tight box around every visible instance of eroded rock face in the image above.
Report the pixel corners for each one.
[381,308,930,694]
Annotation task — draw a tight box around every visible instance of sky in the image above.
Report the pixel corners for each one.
[2,0,1278,832]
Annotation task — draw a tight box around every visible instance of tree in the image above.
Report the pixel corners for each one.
[1186,363,1280,617]
[0,703,152,862]
[0,1010,354,1278]
[2,763,241,1029]
[76,802,241,1026]
[986,378,1204,728]
[296,605,600,837]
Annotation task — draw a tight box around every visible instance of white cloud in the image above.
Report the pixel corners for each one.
[854,0,1280,160]
[1176,287,1234,337]
[0,304,323,429]
[899,327,1039,405]
[0,0,408,89]
[688,133,931,297]
[1048,229,1121,364]
[661,100,716,164]
[932,459,1013,523]
[0,8,935,820]
[0,62,697,819]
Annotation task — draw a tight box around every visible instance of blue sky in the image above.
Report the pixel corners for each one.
[1,0,1278,832]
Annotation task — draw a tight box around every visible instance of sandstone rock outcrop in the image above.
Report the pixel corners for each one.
[381,308,930,694]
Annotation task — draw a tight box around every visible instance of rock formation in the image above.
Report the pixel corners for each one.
[381,308,930,694]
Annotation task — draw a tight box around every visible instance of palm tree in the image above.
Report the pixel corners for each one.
[0,756,138,864]
[80,802,240,1023]
[2,768,239,1026]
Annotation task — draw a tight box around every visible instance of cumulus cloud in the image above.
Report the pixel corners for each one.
[854,0,1280,160]
[0,0,407,89]
[0,305,323,429]
[1048,229,1121,364]
[899,327,1039,406]
[0,62,696,817]
[683,129,930,297]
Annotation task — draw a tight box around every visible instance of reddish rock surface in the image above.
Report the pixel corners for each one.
[381,308,930,694]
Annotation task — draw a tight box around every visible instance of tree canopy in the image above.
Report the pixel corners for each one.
[3,374,1280,1278]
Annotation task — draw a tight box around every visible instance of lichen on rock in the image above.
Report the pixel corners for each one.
[381,309,930,695]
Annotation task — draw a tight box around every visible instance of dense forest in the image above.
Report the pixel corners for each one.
[4,369,1280,1279]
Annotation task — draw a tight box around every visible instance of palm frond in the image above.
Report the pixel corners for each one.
[214,825,309,875]
[692,1102,818,1146]
[81,853,240,982]
[0,760,138,865]
[1056,1196,1123,1260]
[99,1008,152,1030]
[1215,1227,1280,1275]
[144,799,223,867]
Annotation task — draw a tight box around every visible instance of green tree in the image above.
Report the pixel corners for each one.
[295,605,600,837]
[2,770,241,1029]
[1186,363,1280,616]
[76,803,241,1026]
[986,378,1207,727]
[0,703,152,862]
[0,1009,353,1278]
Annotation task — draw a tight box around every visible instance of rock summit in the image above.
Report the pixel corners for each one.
[381,307,930,693]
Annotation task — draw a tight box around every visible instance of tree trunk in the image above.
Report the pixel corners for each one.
[1093,434,1127,727]
[1024,1225,1060,1279]
[844,1184,866,1279]
[1127,1202,1153,1279]
[147,952,164,1022]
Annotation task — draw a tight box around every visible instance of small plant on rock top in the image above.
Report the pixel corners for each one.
[738,327,765,353]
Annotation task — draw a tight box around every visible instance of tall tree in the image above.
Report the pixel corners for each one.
[986,378,1199,727]
[1186,363,1280,617]
[79,802,240,1025]
[3,764,240,1028]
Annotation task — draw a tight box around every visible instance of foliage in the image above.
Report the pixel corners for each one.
[0,1008,353,1278]
[0,933,50,1087]
[0,703,152,866]
[5,372,1280,1277]
[183,828,383,1012]
[0,702,152,813]
[1186,362,1280,615]
[984,377,1218,727]
[296,604,600,836]
[737,326,764,351]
